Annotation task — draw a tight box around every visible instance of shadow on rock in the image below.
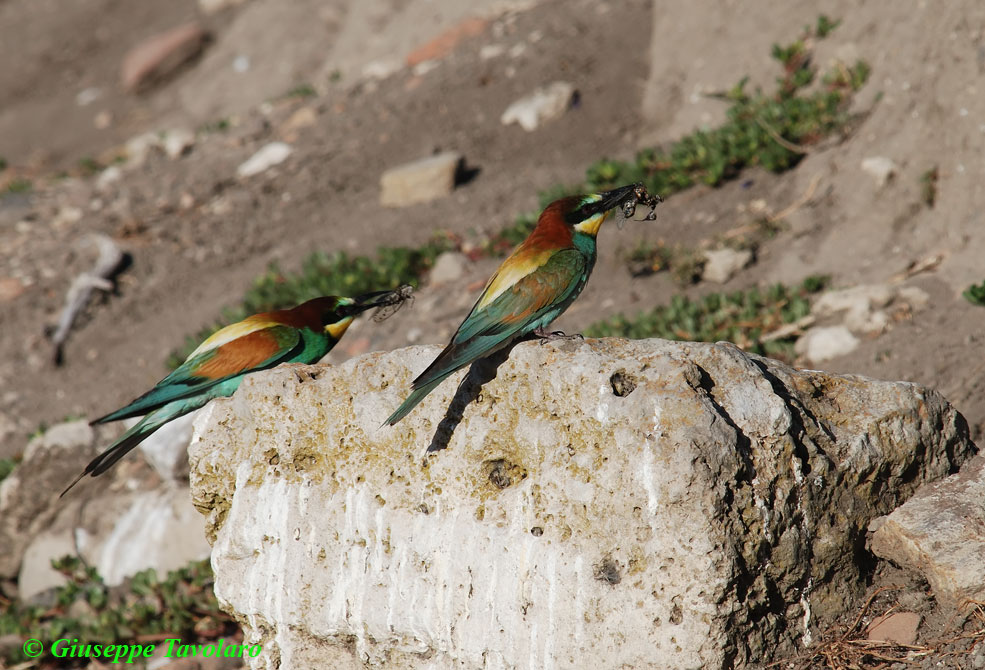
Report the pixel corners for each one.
[426,343,519,453]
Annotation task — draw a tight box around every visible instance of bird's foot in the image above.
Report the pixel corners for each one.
[533,326,584,344]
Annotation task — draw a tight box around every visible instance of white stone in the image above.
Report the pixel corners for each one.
[480,44,506,60]
[701,247,753,283]
[412,60,440,76]
[125,132,163,166]
[500,81,575,131]
[97,166,123,191]
[795,325,861,362]
[428,251,468,285]
[90,488,211,585]
[814,285,892,334]
[861,156,897,187]
[18,486,211,597]
[23,420,93,461]
[361,58,402,80]
[75,87,103,107]
[162,128,195,159]
[17,533,76,598]
[813,284,894,316]
[237,142,293,178]
[51,206,84,229]
[189,339,972,668]
[199,0,247,14]
[897,286,930,312]
[379,152,461,207]
[136,409,201,482]
[0,420,97,577]
[870,454,985,611]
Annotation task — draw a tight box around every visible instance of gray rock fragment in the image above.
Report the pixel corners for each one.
[869,454,985,612]
[379,152,462,207]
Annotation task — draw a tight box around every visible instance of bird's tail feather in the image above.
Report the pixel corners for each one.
[384,376,448,426]
[61,412,167,497]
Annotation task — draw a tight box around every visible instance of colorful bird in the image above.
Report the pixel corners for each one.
[385,183,660,425]
[63,287,412,495]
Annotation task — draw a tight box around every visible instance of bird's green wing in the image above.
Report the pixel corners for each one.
[93,324,305,424]
[415,248,587,388]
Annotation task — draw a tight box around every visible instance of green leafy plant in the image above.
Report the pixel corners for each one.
[584,16,867,199]
[624,241,706,285]
[198,118,231,134]
[920,166,938,208]
[963,281,985,307]
[0,458,17,484]
[0,557,237,665]
[77,156,103,177]
[585,276,827,361]
[283,83,317,99]
[5,177,32,194]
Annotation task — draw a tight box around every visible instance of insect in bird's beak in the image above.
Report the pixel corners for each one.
[372,284,415,322]
[617,184,662,229]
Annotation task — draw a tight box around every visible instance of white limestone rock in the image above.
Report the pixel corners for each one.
[701,247,753,283]
[0,421,98,577]
[795,325,860,362]
[861,156,897,187]
[136,409,201,482]
[428,251,469,285]
[237,142,293,178]
[500,81,575,131]
[189,339,973,669]
[18,486,211,598]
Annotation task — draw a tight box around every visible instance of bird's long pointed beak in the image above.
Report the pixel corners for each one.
[594,183,643,212]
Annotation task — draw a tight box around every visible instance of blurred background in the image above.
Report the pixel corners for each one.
[1,0,985,666]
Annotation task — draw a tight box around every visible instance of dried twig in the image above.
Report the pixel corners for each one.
[888,251,947,284]
[756,115,811,155]
[51,234,125,365]
[769,174,822,223]
[761,315,816,343]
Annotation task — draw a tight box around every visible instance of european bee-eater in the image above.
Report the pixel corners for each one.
[385,183,660,425]
[63,287,412,495]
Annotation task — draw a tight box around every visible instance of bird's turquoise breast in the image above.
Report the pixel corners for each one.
[297,328,333,363]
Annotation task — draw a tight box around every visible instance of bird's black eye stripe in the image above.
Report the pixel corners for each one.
[564,200,604,224]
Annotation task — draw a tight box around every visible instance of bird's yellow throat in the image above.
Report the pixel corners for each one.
[573,210,611,236]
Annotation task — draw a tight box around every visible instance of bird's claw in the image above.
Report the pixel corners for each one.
[534,327,584,344]
[294,367,320,383]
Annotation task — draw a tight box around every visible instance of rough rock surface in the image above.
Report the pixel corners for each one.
[869,453,985,612]
[18,485,211,598]
[189,339,973,669]
[0,421,98,577]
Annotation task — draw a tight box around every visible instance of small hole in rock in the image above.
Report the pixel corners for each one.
[610,369,638,397]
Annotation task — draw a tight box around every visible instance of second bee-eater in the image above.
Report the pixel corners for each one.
[63,287,412,495]
[385,183,660,425]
